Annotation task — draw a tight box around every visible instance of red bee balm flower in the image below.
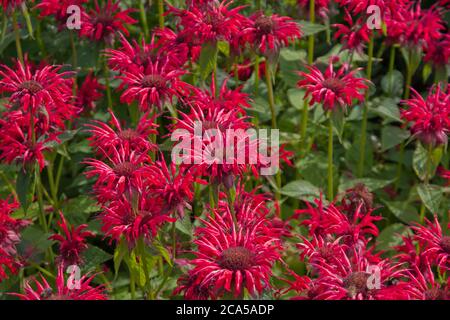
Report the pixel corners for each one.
[49,212,94,268]
[401,84,450,147]
[11,265,107,300]
[297,61,369,112]
[243,12,302,56]
[178,210,280,298]
[80,0,137,45]
[76,71,104,111]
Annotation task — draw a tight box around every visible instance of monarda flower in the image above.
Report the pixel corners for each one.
[49,212,94,268]
[0,0,23,11]
[0,197,28,282]
[335,0,389,15]
[168,0,245,44]
[80,0,137,45]
[297,61,369,112]
[401,85,450,147]
[100,193,174,246]
[178,210,280,298]
[75,71,104,111]
[0,60,74,115]
[154,27,202,65]
[411,216,449,270]
[117,58,189,112]
[86,110,157,157]
[36,0,88,25]
[424,33,450,71]
[333,10,371,54]
[11,265,107,300]
[242,11,302,57]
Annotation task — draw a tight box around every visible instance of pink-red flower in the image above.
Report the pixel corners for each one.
[11,265,107,300]
[401,84,450,147]
[76,71,104,111]
[297,61,369,112]
[49,211,94,268]
[242,12,302,56]
[333,10,371,54]
[80,0,137,45]
[176,209,280,298]
[36,0,88,25]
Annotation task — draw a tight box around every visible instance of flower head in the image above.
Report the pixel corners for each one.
[401,84,450,147]
[49,212,94,268]
[76,71,104,111]
[297,61,369,112]
[333,10,371,54]
[11,265,107,300]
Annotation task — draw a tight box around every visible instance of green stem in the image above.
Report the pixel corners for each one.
[264,62,277,129]
[388,46,396,97]
[103,56,113,111]
[357,33,374,177]
[308,0,315,64]
[139,0,149,40]
[327,114,334,201]
[420,143,433,223]
[254,55,260,96]
[36,19,47,58]
[157,0,164,29]
[20,2,33,39]
[0,170,18,198]
[12,12,24,65]
[171,221,177,261]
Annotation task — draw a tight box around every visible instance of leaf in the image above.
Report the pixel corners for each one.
[381,126,410,151]
[413,143,442,181]
[16,169,32,213]
[175,215,192,238]
[287,88,305,110]
[82,245,112,272]
[60,195,100,225]
[417,184,443,214]
[217,41,229,57]
[198,42,218,80]
[17,225,52,263]
[376,223,409,252]
[280,180,321,202]
[370,97,401,123]
[338,178,393,193]
[422,63,432,82]
[330,107,345,143]
[297,20,328,36]
[381,70,404,97]
[382,200,420,224]
[154,242,173,267]
[113,239,128,278]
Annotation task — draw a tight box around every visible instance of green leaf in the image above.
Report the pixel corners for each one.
[330,107,345,143]
[175,215,192,238]
[382,200,420,224]
[16,169,32,213]
[82,245,112,272]
[381,70,404,97]
[371,97,401,123]
[113,239,128,278]
[60,195,100,225]
[280,180,321,202]
[217,40,229,57]
[297,20,328,36]
[376,223,409,252]
[381,126,410,151]
[287,88,305,110]
[417,184,443,214]
[155,242,173,267]
[413,143,442,181]
[422,63,432,82]
[18,225,52,263]
[338,178,393,193]
[198,42,218,80]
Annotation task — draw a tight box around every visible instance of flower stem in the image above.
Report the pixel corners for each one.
[254,55,260,96]
[157,0,164,29]
[12,11,24,65]
[357,33,374,177]
[308,0,315,63]
[264,61,276,129]
[327,113,334,201]
[103,56,113,111]
[420,143,433,223]
[171,221,177,260]
[388,45,396,96]
[139,0,149,40]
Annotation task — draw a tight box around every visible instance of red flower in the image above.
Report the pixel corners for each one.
[424,34,450,69]
[177,209,280,298]
[11,265,107,300]
[0,0,23,11]
[155,27,202,64]
[145,156,201,218]
[49,211,94,268]
[242,11,302,56]
[117,58,189,112]
[297,61,369,112]
[333,10,371,54]
[87,110,157,157]
[401,260,449,300]
[298,0,331,20]
[76,71,104,111]
[411,216,449,271]
[80,0,137,44]
[84,146,150,202]
[36,0,88,25]
[401,84,450,147]
[0,60,75,116]
[335,0,388,15]
[168,0,245,44]
[0,197,28,282]
[100,193,174,246]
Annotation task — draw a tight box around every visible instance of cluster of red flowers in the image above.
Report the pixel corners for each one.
[0,0,448,301]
